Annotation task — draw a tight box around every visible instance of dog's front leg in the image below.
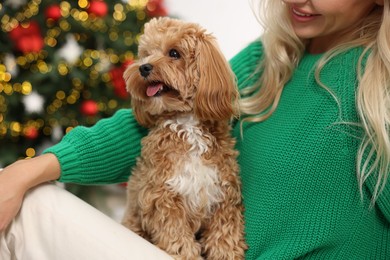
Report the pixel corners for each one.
[122,176,150,240]
[122,209,149,240]
[201,187,247,259]
[144,192,203,260]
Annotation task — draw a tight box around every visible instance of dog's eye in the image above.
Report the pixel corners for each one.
[168,49,181,59]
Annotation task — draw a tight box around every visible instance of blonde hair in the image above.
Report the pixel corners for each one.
[241,0,390,203]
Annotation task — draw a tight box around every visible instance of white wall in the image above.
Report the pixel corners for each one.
[164,0,263,60]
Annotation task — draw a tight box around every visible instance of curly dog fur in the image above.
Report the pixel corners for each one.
[122,17,246,259]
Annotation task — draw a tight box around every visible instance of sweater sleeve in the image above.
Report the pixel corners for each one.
[43,109,147,184]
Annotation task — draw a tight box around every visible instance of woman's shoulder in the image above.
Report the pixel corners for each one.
[229,38,263,69]
[229,38,264,90]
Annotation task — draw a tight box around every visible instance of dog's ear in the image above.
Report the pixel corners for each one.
[131,99,154,128]
[194,35,239,121]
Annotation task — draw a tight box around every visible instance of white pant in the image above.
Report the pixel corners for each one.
[0,183,172,260]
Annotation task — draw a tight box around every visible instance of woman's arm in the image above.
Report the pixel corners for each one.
[0,108,147,231]
[44,109,147,184]
[0,153,60,231]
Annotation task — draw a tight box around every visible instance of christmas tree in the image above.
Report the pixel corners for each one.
[0,0,167,167]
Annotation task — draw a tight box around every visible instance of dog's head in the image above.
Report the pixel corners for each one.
[123,17,239,127]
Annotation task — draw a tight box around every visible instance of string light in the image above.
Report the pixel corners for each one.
[0,65,11,83]
[60,1,71,17]
[26,148,36,157]
[57,63,69,76]
[109,31,119,41]
[78,0,89,9]
[136,11,146,21]
[101,73,111,82]
[129,0,149,9]
[108,99,118,109]
[114,4,126,21]
[109,54,120,64]
[21,81,32,95]
[65,126,73,133]
[43,126,52,135]
[45,36,58,47]
[10,121,21,133]
[56,91,66,100]
[59,20,71,31]
[3,84,13,95]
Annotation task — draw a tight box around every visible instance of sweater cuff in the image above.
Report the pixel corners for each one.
[43,140,84,183]
[42,109,147,185]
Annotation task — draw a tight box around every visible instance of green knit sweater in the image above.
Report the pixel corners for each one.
[44,40,390,259]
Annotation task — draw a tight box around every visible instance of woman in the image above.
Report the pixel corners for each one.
[1,0,389,259]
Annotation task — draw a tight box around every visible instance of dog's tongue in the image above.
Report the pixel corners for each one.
[146,83,163,97]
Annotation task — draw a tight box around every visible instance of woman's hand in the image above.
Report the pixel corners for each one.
[0,165,25,232]
[0,154,61,232]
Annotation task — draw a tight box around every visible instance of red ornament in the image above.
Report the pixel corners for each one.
[24,127,39,140]
[15,36,44,53]
[146,0,167,17]
[8,21,44,53]
[87,0,108,17]
[45,5,62,21]
[80,100,99,116]
[109,60,133,99]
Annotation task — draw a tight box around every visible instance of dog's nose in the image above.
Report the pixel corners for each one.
[139,63,153,77]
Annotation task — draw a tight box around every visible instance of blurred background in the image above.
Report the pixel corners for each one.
[165,0,261,60]
[0,0,261,221]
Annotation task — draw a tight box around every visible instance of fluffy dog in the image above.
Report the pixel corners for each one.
[122,17,246,259]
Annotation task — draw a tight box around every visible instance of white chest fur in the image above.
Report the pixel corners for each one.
[163,115,224,213]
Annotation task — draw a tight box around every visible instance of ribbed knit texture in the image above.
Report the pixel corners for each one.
[44,109,147,184]
[44,41,390,259]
